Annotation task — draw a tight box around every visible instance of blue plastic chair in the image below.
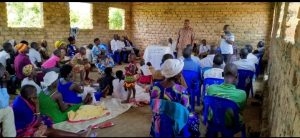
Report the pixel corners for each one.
[203,96,246,138]
[202,78,224,98]
[201,67,212,78]
[237,70,255,98]
[182,70,201,111]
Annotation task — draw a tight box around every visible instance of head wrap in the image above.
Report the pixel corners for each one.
[22,64,34,77]
[161,59,184,78]
[54,40,65,49]
[40,71,59,91]
[15,43,28,53]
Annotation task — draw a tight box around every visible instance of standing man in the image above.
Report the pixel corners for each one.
[220,24,235,64]
[176,19,195,57]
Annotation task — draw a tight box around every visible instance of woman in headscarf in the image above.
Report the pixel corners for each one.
[12,84,94,137]
[150,59,200,137]
[152,53,187,88]
[21,64,41,94]
[14,42,32,81]
[39,39,49,61]
[38,71,82,123]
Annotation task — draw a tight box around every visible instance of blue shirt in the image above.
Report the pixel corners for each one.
[183,57,202,78]
[67,44,77,58]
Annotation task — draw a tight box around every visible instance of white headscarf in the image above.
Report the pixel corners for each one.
[161,59,184,78]
[40,71,59,92]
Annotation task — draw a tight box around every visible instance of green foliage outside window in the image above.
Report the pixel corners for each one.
[109,7,125,30]
[69,2,93,29]
[6,2,43,28]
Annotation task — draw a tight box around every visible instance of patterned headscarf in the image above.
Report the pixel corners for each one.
[15,43,28,53]
[54,40,65,49]
[22,64,34,77]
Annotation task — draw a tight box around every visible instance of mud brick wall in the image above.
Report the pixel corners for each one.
[265,2,300,137]
[131,2,274,49]
[0,2,132,52]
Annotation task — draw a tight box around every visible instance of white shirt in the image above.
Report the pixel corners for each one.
[112,79,127,100]
[85,48,92,63]
[199,44,210,54]
[21,77,41,94]
[179,55,201,66]
[28,48,42,68]
[233,59,256,72]
[140,65,152,76]
[247,53,259,65]
[220,33,235,54]
[111,39,125,52]
[168,42,176,52]
[203,68,224,79]
[0,50,10,68]
[200,54,215,68]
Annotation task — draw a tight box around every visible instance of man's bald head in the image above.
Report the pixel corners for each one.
[183,47,192,59]
[240,48,249,59]
[223,63,238,84]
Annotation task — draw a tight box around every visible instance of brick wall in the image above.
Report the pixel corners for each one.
[131,2,274,49]
[264,2,300,137]
[0,2,132,52]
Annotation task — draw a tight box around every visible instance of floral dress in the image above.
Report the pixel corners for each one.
[150,82,200,137]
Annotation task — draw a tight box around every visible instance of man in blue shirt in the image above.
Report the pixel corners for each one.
[182,47,201,76]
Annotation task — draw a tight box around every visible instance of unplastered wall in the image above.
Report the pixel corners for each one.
[266,2,300,137]
[0,2,132,52]
[131,2,274,49]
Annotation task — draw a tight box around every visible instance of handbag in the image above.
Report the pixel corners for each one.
[0,88,10,109]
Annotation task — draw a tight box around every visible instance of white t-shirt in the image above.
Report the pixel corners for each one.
[112,79,127,100]
[85,48,92,63]
[140,65,152,76]
[220,33,235,54]
[203,68,224,79]
[21,77,42,94]
[168,42,176,52]
[28,48,42,68]
[111,39,125,52]
[199,45,210,54]
[247,53,259,65]
[0,50,10,68]
[233,59,256,72]
[200,54,215,68]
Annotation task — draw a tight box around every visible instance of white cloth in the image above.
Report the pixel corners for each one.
[0,107,16,137]
[199,44,210,54]
[203,68,224,79]
[200,54,215,68]
[247,53,259,65]
[179,55,201,66]
[112,79,127,100]
[21,77,42,94]
[110,39,124,52]
[143,45,174,70]
[0,50,10,68]
[140,65,152,76]
[233,59,256,72]
[168,42,176,52]
[28,48,42,68]
[85,48,92,63]
[161,59,184,78]
[220,33,235,54]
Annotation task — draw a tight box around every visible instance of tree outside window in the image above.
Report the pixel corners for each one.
[109,7,125,30]
[69,2,93,29]
[6,2,43,28]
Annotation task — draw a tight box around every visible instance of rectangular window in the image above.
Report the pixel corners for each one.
[284,2,300,43]
[6,2,43,28]
[109,7,125,30]
[69,2,93,29]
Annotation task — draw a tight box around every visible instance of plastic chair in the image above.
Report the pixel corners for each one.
[203,96,246,138]
[237,70,255,98]
[202,78,224,98]
[201,67,212,78]
[182,70,201,112]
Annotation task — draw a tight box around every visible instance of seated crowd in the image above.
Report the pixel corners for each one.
[0,32,264,137]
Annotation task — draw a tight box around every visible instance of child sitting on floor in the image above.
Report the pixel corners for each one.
[122,53,138,103]
[138,59,152,85]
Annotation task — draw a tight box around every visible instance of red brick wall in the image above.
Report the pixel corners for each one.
[131,2,274,49]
